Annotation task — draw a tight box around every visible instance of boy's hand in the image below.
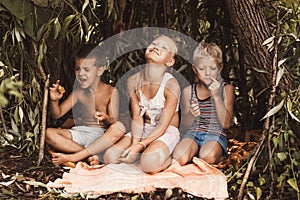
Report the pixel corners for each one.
[208,77,221,97]
[190,99,200,117]
[49,80,65,101]
[95,111,108,124]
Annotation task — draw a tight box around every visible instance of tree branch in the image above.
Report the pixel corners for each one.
[37,74,50,166]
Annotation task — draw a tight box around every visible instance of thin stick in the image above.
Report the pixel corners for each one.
[0,105,8,134]
[37,74,50,166]
[238,7,280,199]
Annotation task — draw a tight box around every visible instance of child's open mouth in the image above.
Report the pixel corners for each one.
[77,77,87,86]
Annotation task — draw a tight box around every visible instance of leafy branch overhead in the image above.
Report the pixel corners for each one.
[0,0,299,199]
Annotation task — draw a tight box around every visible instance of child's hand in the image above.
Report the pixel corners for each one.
[208,77,221,97]
[190,99,201,117]
[119,144,142,163]
[49,80,65,101]
[95,111,108,124]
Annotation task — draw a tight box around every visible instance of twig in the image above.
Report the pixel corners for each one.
[0,105,8,134]
[238,6,281,200]
[37,74,50,166]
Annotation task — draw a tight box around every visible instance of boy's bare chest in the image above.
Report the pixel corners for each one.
[78,90,110,110]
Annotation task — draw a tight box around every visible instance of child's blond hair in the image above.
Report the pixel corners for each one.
[193,42,222,68]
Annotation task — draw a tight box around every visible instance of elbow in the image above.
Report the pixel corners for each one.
[50,113,61,119]
[222,120,232,129]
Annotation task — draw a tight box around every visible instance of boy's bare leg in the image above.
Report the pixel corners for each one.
[52,121,126,166]
[45,128,84,153]
[102,136,131,164]
[87,155,101,166]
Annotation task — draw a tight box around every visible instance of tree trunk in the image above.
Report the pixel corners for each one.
[225,0,271,88]
[224,0,293,89]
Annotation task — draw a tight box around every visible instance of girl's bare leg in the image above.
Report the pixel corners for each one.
[139,141,171,173]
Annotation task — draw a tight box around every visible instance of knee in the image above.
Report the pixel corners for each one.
[103,148,120,164]
[173,153,190,166]
[106,122,126,140]
[45,128,56,142]
[140,151,165,173]
[200,152,220,164]
[111,121,126,133]
[172,148,189,166]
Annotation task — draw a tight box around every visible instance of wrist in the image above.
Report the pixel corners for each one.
[137,141,146,150]
[50,99,59,103]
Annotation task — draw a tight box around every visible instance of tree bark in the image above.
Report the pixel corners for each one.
[224,0,293,89]
[225,0,271,88]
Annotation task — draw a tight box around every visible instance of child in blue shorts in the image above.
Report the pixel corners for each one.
[173,42,234,165]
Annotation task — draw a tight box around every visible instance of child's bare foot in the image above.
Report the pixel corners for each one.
[87,155,100,166]
[52,153,73,166]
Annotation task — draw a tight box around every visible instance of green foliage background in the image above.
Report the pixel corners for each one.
[0,0,299,199]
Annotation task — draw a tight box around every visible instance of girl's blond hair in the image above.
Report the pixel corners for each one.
[193,42,222,68]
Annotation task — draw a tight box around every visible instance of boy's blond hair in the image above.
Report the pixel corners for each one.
[193,42,222,68]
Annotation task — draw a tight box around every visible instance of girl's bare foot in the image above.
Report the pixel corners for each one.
[87,155,100,166]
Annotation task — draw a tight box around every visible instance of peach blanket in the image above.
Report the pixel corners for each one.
[47,157,228,199]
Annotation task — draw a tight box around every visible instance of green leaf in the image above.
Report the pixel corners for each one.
[23,180,47,187]
[272,137,279,148]
[11,118,18,133]
[1,0,26,20]
[19,106,24,123]
[0,179,16,186]
[278,58,287,67]
[277,152,287,161]
[261,99,285,120]
[82,0,89,12]
[287,178,299,192]
[53,18,61,40]
[256,187,262,200]
[32,0,48,7]
[252,67,269,74]
[262,36,275,46]
[247,192,255,200]
[62,15,76,37]
[287,98,300,122]
[1,188,13,196]
[275,67,284,87]
[0,93,9,107]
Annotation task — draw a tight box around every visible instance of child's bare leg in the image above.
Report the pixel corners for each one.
[86,122,126,157]
[87,155,101,166]
[103,136,131,164]
[46,128,84,153]
[51,148,91,166]
[140,141,171,173]
[199,141,223,164]
[172,138,198,165]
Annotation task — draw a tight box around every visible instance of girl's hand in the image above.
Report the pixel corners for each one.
[119,144,144,163]
[95,111,108,123]
[208,77,221,97]
[49,80,64,101]
[190,99,201,117]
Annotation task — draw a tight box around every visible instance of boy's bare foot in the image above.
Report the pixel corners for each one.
[52,153,73,166]
[87,155,100,166]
